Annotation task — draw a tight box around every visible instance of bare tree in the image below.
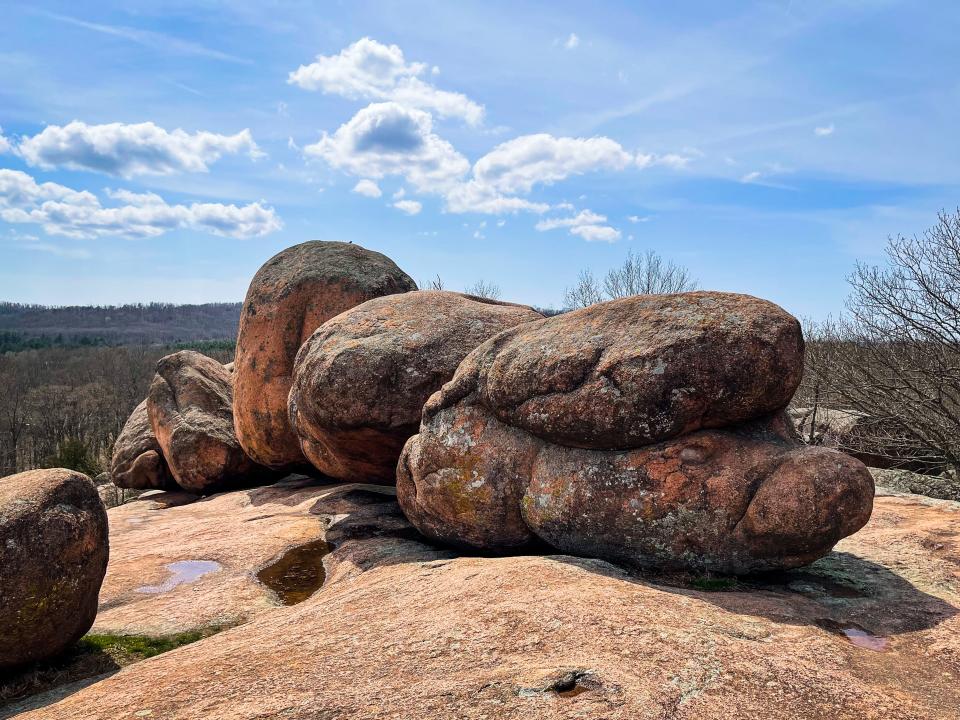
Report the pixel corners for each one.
[564,250,698,309]
[800,209,960,475]
[563,269,604,309]
[464,280,502,300]
[421,274,445,291]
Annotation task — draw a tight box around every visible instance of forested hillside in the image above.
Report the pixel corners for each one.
[0,302,241,351]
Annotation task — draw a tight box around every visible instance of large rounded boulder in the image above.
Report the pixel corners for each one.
[397,293,874,574]
[234,241,417,469]
[288,291,543,483]
[148,351,267,493]
[468,291,804,449]
[111,400,177,490]
[0,468,109,670]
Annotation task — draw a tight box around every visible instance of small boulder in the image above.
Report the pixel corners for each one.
[111,400,177,490]
[148,351,267,493]
[234,241,417,470]
[0,468,109,670]
[288,291,543,483]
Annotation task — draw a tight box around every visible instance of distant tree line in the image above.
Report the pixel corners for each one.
[0,301,242,347]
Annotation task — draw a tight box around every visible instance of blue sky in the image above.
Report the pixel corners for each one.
[0,1,957,318]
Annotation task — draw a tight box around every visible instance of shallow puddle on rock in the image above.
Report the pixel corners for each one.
[816,619,889,651]
[256,538,331,605]
[555,683,590,698]
[136,560,222,594]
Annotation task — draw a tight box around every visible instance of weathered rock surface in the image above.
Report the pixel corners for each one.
[92,476,337,636]
[234,241,417,470]
[399,401,874,572]
[872,467,960,502]
[148,351,268,493]
[21,491,960,720]
[110,400,176,491]
[0,469,108,670]
[288,290,543,483]
[461,292,804,450]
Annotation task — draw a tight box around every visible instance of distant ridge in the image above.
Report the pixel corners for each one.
[0,301,242,350]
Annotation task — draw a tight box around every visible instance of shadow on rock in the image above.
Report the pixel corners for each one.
[549,550,958,637]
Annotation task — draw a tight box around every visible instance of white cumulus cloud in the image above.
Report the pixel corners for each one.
[352,179,382,197]
[814,124,835,137]
[0,169,281,239]
[471,134,634,195]
[289,38,484,125]
[304,102,470,194]
[393,199,422,215]
[571,224,620,242]
[15,121,263,178]
[535,208,620,243]
[0,128,10,155]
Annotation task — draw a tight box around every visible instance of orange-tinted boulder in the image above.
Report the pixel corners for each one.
[398,400,874,573]
[288,291,542,483]
[234,241,417,470]
[111,400,176,490]
[148,351,268,493]
[397,293,871,574]
[0,469,108,670]
[468,292,804,449]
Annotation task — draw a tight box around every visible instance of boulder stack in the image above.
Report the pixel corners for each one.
[233,241,417,470]
[398,292,875,574]
[148,351,269,493]
[0,468,109,670]
[288,291,543,483]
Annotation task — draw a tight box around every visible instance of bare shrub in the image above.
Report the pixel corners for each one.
[564,250,697,309]
[464,280,502,301]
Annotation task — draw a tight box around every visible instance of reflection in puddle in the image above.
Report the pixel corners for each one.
[137,560,222,594]
[816,619,889,652]
[256,538,330,606]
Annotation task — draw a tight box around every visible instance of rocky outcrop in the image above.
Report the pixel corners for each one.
[19,489,960,720]
[148,351,268,493]
[871,467,960,502]
[233,241,417,470]
[288,291,543,483]
[111,400,177,491]
[0,469,108,670]
[398,293,873,573]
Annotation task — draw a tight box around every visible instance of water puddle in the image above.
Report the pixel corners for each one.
[136,560,222,594]
[816,619,889,651]
[555,682,590,698]
[256,538,331,605]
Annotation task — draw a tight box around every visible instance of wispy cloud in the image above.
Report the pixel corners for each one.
[42,11,252,65]
[564,33,580,50]
[814,124,835,136]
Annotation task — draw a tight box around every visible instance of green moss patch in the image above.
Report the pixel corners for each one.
[690,576,738,592]
[1,626,229,709]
